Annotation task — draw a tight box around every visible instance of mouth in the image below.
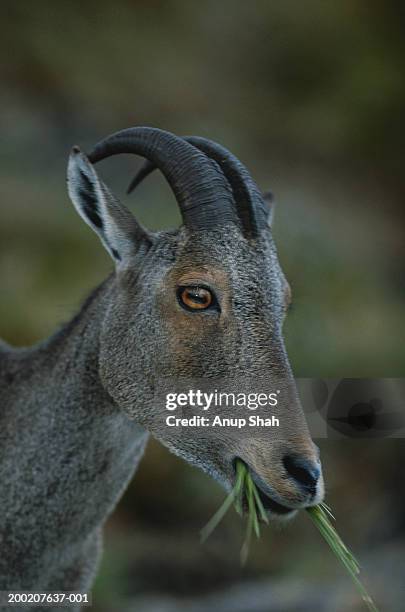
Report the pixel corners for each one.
[234,459,296,518]
[255,486,295,516]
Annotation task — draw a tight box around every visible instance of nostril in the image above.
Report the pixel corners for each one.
[283,455,320,494]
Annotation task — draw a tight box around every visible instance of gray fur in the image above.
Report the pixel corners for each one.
[0,144,323,611]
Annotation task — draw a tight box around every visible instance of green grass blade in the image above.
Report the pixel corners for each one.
[319,502,335,520]
[306,505,379,612]
[200,488,236,543]
[251,482,269,524]
[200,460,378,612]
[200,462,245,542]
[246,476,260,538]
[240,502,254,565]
[234,462,246,516]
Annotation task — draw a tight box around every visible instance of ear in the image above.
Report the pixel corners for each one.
[262,191,275,227]
[67,146,150,265]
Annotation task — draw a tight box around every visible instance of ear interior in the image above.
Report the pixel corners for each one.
[67,147,150,264]
[67,146,107,238]
[76,168,104,230]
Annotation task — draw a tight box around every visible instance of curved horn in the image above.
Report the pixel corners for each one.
[88,127,237,231]
[127,136,269,236]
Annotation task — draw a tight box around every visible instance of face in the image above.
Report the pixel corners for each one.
[67,136,324,520]
[98,224,324,519]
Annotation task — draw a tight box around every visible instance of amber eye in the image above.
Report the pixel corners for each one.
[177,286,216,312]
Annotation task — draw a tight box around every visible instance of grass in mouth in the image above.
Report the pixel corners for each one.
[201,460,379,612]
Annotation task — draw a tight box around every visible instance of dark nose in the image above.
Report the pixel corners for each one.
[283,455,320,496]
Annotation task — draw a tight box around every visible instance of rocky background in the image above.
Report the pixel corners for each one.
[1,2,404,610]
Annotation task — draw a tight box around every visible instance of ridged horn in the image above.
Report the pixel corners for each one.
[88,127,237,231]
[127,135,269,236]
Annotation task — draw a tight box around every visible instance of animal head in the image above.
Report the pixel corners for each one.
[67,127,324,519]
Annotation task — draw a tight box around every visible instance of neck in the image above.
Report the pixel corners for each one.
[0,274,148,587]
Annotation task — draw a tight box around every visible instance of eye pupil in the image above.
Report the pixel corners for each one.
[179,286,213,310]
[188,290,206,304]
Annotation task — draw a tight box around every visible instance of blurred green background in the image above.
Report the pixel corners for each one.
[1,1,404,610]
